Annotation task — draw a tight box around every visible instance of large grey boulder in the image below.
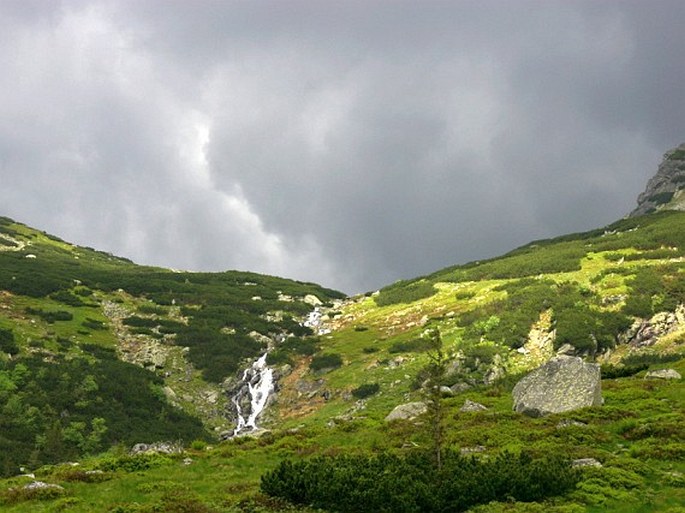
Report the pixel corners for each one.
[384,401,427,422]
[512,356,602,417]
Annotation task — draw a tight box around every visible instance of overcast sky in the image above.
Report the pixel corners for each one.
[1,1,684,294]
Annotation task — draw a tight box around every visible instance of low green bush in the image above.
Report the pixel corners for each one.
[388,338,436,354]
[351,383,380,399]
[25,307,73,323]
[261,450,579,513]
[310,353,343,371]
[137,304,168,315]
[0,328,18,355]
[97,452,173,473]
[374,281,437,306]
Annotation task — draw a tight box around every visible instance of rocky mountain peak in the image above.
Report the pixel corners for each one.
[630,142,685,217]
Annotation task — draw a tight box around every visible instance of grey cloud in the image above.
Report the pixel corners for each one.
[1,1,685,293]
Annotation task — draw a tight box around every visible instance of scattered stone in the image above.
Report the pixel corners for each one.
[602,294,627,306]
[130,442,183,455]
[512,356,602,417]
[303,294,322,306]
[460,399,488,412]
[556,343,576,356]
[24,481,64,490]
[385,401,428,422]
[439,386,455,397]
[644,368,682,380]
[460,446,486,455]
[484,359,505,385]
[182,457,193,466]
[387,356,406,369]
[622,305,685,347]
[556,419,588,429]
[248,331,272,345]
[450,382,472,394]
[572,458,602,468]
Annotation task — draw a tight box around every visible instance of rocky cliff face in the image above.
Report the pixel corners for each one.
[630,142,685,217]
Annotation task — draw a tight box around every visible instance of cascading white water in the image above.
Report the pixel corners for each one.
[231,306,326,436]
[232,353,274,435]
[303,307,331,335]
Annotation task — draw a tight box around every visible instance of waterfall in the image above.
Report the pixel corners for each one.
[230,306,326,436]
[232,353,274,435]
[303,307,331,335]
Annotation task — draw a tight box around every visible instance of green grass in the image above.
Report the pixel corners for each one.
[0,359,682,511]
[2,211,685,511]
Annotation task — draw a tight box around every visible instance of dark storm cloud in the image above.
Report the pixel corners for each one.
[1,1,684,293]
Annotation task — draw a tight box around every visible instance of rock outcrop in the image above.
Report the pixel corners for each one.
[512,356,602,417]
[621,305,685,347]
[630,143,685,217]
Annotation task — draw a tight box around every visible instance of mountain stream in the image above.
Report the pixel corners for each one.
[230,305,328,436]
[232,353,274,436]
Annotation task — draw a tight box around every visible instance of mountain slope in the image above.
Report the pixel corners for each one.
[1,145,685,511]
[0,216,344,476]
[270,210,685,428]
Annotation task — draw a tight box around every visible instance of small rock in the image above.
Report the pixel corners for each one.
[385,401,427,422]
[439,386,454,397]
[644,368,681,380]
[556,419,588,429]
[303,294,322,306]
[556,343,576,356]
[460,399,488,412]
[24,481,64,490]
[572,458,602,468]
[460,446,486,455]
[182,457,193,466]
[450,382,472,394]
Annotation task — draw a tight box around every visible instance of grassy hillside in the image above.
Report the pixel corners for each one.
[0,216,344,477]
[0,212,684,512]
